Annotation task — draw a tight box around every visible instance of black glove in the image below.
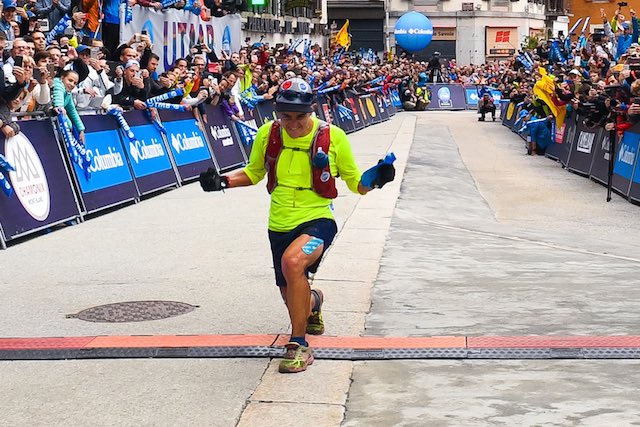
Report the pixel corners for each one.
[371,160,395,189]
[199,168,229,192]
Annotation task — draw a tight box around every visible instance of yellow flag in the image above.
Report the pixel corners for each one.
[335,20,351,49]
[533,67,566,128]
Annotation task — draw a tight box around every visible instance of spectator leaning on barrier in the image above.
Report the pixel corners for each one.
[198,77,396,374]
[53,69,85,143]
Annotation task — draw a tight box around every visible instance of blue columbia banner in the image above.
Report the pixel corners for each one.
[164,120,211,167]
[612,129,640,197]
[121,110,179,195]
[614,131,639,181]
[124,124,173,178]
[158,110,216,182]
[465,88,503,106]
[78,129,133,193]
[76,115,139,213]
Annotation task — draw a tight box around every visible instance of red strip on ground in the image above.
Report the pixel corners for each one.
[1,335,640,351]
[468,336,640,348]
[0,337,96,350]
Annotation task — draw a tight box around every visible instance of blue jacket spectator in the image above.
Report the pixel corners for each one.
[34,0,71,32]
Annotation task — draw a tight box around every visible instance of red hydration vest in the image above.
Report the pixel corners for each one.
[265,120,338,199]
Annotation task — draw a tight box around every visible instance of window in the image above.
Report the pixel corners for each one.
[495,30,510,43]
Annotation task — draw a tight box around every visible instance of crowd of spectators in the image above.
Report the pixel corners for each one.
[3,0,640,155]
[400,6,640,155]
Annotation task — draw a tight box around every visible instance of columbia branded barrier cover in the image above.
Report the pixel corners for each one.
[464,86,502,109]
[1,92,399,248]
[0,119,81,241]
[121,110,179,195]
[231,104,260,158]
[612,127,640,198]
[74,114,138,214]
[626,129,640,203]
[159,109,217,182]
[202,104,246,171]
[426,84,467,111]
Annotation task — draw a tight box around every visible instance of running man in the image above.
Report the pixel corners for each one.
[199,77,395,373]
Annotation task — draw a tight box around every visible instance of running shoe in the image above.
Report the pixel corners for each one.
[307,289,324,335]
[278,342,314,373]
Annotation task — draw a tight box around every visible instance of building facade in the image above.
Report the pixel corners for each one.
[241,0,328,48]
[327,0,386,53]
[567,0,630,36]
[386,0,555,65]
[238,0,577,64]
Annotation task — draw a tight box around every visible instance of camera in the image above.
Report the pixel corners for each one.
[627,57,640,71]
[578,96,609,128]
[618,1,627,7]
[593,29,604,43]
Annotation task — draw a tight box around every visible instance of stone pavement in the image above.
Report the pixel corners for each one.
[2,111,640,426]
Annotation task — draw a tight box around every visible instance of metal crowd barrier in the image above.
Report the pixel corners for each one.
[0,92,397,248]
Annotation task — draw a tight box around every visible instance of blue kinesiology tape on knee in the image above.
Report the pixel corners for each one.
[302,237,324,255]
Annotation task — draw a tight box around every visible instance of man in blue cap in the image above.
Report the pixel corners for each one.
[199,77,395,373]
[0,0,17,41]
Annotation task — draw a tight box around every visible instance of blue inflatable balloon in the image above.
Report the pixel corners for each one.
[394,12,433,52]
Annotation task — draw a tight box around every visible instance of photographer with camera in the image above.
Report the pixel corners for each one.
[112,59,148,110]
[11,53,50,113]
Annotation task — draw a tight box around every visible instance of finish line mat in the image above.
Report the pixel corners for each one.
[2,335,640,360]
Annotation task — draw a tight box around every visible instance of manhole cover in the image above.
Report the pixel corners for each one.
[67,301,198,323]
